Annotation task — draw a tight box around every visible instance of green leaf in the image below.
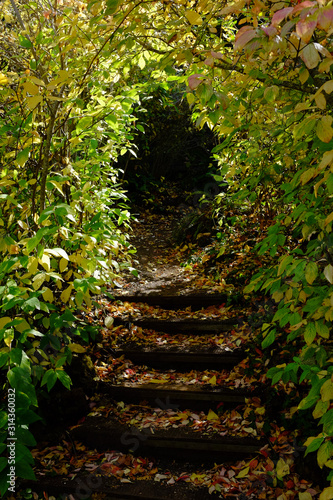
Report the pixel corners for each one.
[0,457,8,473]
[299,395,318,411]
[262,328,276,349]
[0,412,8,429]
[15,426,36,446]
[305,261,318,284]
[19,36,33,48]
[76,116,92,134]
[41,369,57,392]
[7,367,37,405]
[305,436,325,456]
[26,236,39,253]
[277,254,294,276]
[304,322,316,345]
[16,147,30,167]
[105,0,120,15]
[316,321,329,339]
[56,370,72,389]
[16,459,36,480]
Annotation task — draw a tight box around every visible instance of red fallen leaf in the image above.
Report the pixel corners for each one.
[77,417,86,424]
[285,479,294,489]
[265,462,274,472]
[177,475,190,481]
[249,459,258,469]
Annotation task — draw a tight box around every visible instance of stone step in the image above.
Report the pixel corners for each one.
[98,381,253,408]
[21,475,225,500]
[119,318,237,334]
[113,348,244,369]
[70,417,264,462]
[111,293,231,310]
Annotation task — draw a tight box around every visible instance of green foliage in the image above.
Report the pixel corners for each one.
[177,0,333,492]
[1,0,333,495]
[183,1,333,491]
[0,0,143,493]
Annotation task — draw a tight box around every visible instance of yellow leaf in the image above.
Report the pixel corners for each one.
[49,180,64,195]
[300,167,315,185]
[148,379,168,384]
[207,409,219,421]
[276,458,290,478]
[299,492,314,500]
[185,10,203,25]
[15,318,30,333]
[294,102,309,113]
[45,248,69,260]
[23,82,39,95]
[32,272,45,290]
[305,261,318,284]
[318,441,333,468]
[304,434,324,447]
[320,379,333,402]
[322,81,333,94]
[60,284,73,303]
[317,117,333,143]
[39,254,50,272]
[0,317,12,329]
[325,212,333,226]
[236,466,250,478]
[313,400,329,419]
[43,287,54,303]
[299,68,309,84]
[0,73,8,85]
[29,76,45,87]
[301,43,320,69]
[208,375,217,385]
[190,473,206,482]
[315,92,326,109]
[68,343,86,353]
[27,256,38,274]
[105,316,114,329]
[59,257,68,273]
[320,487,333,500]
[318,150,333,171]
[324,265,333,284]
[4,329,14,347]
[27,95,43,110]
[272,290,284,302]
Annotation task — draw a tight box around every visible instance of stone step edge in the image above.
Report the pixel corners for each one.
[113,348,245,365]
[20,475,226,500]
[70,417,265,456]
[97,381,256,404]
[110,293,233,311]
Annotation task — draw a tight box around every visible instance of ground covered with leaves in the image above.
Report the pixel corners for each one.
[14,186,326,500]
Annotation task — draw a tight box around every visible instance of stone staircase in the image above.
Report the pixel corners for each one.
[25,294,267,499]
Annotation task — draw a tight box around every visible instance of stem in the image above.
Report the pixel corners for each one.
[39,103,59,213]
